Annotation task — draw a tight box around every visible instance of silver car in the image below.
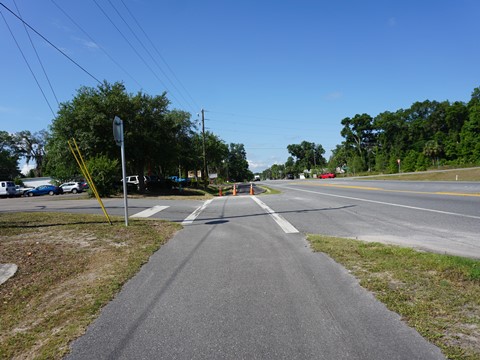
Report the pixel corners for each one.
[60,182,83,194]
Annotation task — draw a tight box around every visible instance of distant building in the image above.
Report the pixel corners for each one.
[22,177,54,187]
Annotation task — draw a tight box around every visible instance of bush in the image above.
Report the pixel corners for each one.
[86,156,119,197]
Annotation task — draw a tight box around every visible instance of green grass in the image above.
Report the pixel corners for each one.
[308,235,480,360]
[258,185,281,195]
[0,212,180,359]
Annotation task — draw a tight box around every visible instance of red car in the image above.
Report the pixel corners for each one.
[320,173,336,179]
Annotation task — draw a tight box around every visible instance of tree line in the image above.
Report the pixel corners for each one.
[261,86,480,179]
[1,81,252,193]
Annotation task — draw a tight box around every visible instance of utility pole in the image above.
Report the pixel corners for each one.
[201,109,207,189]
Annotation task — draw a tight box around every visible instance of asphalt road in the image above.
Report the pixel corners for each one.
[261,179,480,259]
[3,179,478,259]
[2,179,475,358]
[66,195,444,359]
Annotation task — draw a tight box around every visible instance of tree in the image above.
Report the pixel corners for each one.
[0,131,20,179]
[340,114,375,168]
[204,132,229,178]
[86,155,119,197]
[287,141,326,171]
[46,81,195,192]
[13,130,48,177]
[270,163,285,180]
[423,140,443,166]
[227,143,251,181]
[458,87,480,163]
[46,82,130,181]
[284,156,296,176]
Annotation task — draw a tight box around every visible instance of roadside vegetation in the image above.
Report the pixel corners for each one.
[261,86,480,180]
[258,185,281,195]
[0,81,253,196]
[357,167,480,182]
[308,235,480,360]
[0,212,180,359]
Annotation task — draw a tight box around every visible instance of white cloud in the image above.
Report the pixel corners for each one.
[72,37,99,50]
[248,159,269,172]
[82,40,99,50]
[325,91,343,101]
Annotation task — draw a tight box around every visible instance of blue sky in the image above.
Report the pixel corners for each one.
[1,0,480,173]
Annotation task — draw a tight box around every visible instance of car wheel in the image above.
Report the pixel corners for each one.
[49,191,54,196]
[28,192,33,197]
[72,189,77,194]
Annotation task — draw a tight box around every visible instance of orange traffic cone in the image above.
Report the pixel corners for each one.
[249,183,254,195]
[219,187,223,197]
[233,184,237,196]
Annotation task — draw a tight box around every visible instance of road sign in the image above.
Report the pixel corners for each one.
[113,116,123,146]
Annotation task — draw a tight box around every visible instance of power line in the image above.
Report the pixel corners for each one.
[119,0,201,111]
[91,0,187,110]
[106,0,196,114]
[0,9,56,117]
[50,0,143,89]
[13,0,59,106]
[0,2,102,84]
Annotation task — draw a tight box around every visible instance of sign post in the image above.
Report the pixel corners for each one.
[113,116,128,226]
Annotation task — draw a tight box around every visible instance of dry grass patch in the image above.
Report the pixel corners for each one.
[0,212,180,359]
[308,235,480,360]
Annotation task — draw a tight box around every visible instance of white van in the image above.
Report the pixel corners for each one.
[0,181,16,197]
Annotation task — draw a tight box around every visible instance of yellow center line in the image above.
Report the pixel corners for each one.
[301,182,480,197]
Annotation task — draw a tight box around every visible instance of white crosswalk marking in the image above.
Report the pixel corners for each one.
[131,205,169,218]
[251,196,299,233]
[182,199,214,225]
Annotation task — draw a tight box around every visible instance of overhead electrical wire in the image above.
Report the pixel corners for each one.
[91,0,187,110]
[0,9,56,117]
[0,2,102,84]
[50,0,143,89]
[105,0,197,114]
[119,0,201,111]
[13,0,59,106]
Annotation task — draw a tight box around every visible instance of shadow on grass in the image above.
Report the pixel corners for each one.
[0,220,118,229]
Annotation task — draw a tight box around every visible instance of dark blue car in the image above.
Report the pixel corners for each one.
[25,185,63,197]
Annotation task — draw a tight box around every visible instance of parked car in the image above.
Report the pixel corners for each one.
[286,174,294,180]
[169,176,190,186]
[60,182,83,194]
[0,181,16,197]
[15,185,34,196]
[125,175,150,186]
[25,185,63,197]
[320,173,336,179]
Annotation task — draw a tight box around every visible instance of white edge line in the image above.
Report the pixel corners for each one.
[283,186,480,220]
[131,205,169,218]
[251,196,299,234]
[182,199,214,225]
